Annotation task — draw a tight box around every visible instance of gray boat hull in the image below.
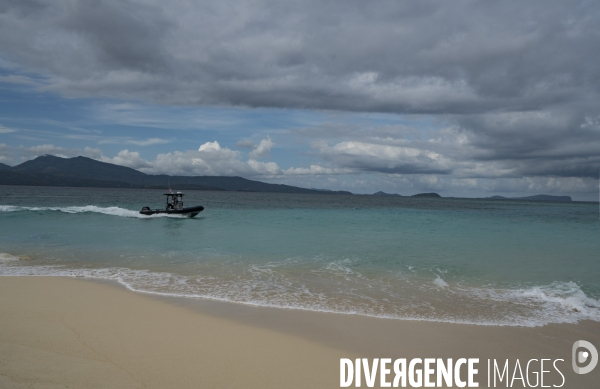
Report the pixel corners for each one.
[139,205,204,218]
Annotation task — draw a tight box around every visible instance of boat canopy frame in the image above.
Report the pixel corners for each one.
[164,192,184,210]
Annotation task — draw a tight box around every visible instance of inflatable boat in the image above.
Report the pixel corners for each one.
[140,192,204,218]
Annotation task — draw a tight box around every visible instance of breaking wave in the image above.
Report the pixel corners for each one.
[1,253,598,327]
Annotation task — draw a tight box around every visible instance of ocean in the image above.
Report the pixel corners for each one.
[1,185,599,327]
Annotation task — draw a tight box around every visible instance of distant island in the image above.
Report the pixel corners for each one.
[411,193,441,198]
[0,155,352,195]
[371,191,443,198]
[487,195,572,202]
[372,191,402,196]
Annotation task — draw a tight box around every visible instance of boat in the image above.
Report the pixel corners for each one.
[140,192,204,217]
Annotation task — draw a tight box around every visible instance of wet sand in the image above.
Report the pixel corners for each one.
[1,276,598,388]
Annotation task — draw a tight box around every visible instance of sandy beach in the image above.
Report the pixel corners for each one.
[1,276,599,388]
[1,0,599,388]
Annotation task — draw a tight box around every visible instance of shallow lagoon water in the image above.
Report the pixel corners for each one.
[1,186,599,326]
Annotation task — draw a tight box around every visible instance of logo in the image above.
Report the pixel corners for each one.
[572,340,598,374]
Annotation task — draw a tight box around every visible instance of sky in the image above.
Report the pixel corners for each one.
[0,0,599,200]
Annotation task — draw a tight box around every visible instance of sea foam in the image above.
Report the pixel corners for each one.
[0,205,186,218]
[433,275,449,288]
[1,254,598,327]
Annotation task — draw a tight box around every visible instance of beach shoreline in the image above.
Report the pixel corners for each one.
[1,276,599,388]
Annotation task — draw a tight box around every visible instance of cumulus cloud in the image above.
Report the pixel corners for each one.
[235,139,254,149]
[311,140,452,175]
[247,159,282,175]
[248,137,275,159]
[102,149,153,170]
[143,141,282,176]
[198,141,222,152]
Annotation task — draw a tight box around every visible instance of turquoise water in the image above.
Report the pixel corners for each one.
[1,186,599,326]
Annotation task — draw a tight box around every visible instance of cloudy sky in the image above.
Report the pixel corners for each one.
[0,0,599,200]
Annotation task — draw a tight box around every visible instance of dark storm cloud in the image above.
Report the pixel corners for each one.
[0,0,599,183]
[59,1,171,72]
[454,106,600,178]
[0,0,47,15]
[2,0,597,110]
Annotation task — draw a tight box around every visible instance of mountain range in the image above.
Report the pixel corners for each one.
[0,155,352,194]
[0,155,575,201]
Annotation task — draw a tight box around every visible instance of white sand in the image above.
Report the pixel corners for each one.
[1,277,598,388]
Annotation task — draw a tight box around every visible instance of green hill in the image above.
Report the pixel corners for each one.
[411,192,441,198]
[2,155,352,194]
